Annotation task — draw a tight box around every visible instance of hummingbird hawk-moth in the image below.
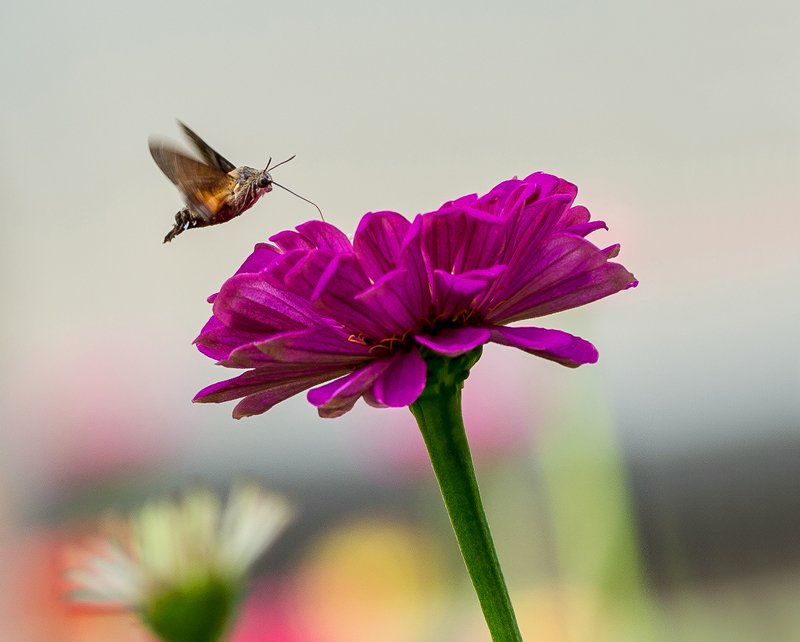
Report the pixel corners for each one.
[150,122,320,243]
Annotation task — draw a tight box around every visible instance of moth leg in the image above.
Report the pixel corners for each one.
[163,206,196,243]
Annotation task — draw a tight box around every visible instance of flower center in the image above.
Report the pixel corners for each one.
[347,307,486,355]
[348,331,415,354]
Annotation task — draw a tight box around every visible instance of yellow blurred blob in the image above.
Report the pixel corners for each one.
[460,585,615,642]
[289,518,448,642]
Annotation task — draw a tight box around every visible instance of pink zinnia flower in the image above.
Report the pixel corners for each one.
[194,172,637,418]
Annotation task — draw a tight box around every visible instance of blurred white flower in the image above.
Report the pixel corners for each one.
[67,483,293,642]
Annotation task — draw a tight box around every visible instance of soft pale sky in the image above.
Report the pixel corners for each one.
[1,0,798,502]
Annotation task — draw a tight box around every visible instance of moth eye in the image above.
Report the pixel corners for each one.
[259,175,272,188]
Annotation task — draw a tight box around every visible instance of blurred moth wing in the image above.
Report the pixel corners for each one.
[149,142,236,223]
[177,121,236,173]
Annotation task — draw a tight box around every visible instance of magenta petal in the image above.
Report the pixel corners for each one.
[312,254,395,339]
[233,243,281,276]
[487,233,608,322]
[196,342,232,361]
[230,371,349,418]
[522,172,576,200]
[490,326,598,368]
[220,342,275,368]
[420,208,466,273]
[443,193,478,208]
[307,362,385,406]
[395,216,432,314]
[503,194,573,262]
[295,220,353,252]
[472,179,523,216]
[431,270,486,319]
[269,230,314,252]
[195,323,268,362]
[431,266,504,320]
[372,348,427,407]
[354,268,425,334]
[566,220,608,237]
[262,250,307,289]
[308,360,392,417]
[198,313,224,335]
[256,327,373,364]
[453,209,507,273]
[283,249,338,300]
[229,383,321,418]
[415,327,491,357]
[353,211,412,280]
[362,386,387,408]
[194,363,351,405]
[494,260,638,322]
[560,205,590,228]
[496,176,575,233]
[213,273,321,334]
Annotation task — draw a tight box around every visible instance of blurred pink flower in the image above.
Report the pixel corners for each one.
[2,330,189,491]
[228,582,302,642]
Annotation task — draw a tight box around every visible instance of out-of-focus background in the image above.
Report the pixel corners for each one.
[1,0,798,640]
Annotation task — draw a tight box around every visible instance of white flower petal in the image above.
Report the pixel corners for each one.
[217,484,293,574]
[67,541,145,604]
[67,482,292,611]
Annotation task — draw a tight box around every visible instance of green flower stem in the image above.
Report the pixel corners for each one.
[410,347,523,642]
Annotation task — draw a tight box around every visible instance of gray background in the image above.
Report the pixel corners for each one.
[0,0,798,620]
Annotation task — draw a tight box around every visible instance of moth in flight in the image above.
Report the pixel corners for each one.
[150,122,321,243]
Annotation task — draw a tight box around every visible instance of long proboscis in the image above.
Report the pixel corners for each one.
[272,181,325,221]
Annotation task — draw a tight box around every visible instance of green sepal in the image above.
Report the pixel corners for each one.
[140,576,242,642]
[417,345,483,398]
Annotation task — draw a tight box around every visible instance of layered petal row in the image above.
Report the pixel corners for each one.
[194,172,637,417]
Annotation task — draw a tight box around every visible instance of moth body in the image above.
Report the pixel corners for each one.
[150,122,276,243]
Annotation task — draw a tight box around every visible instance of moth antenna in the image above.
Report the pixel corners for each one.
[272,181,325,221]
[266,155,296,172]
[264,157,273,171]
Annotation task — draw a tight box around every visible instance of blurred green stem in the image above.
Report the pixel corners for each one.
[410,347,523,642]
